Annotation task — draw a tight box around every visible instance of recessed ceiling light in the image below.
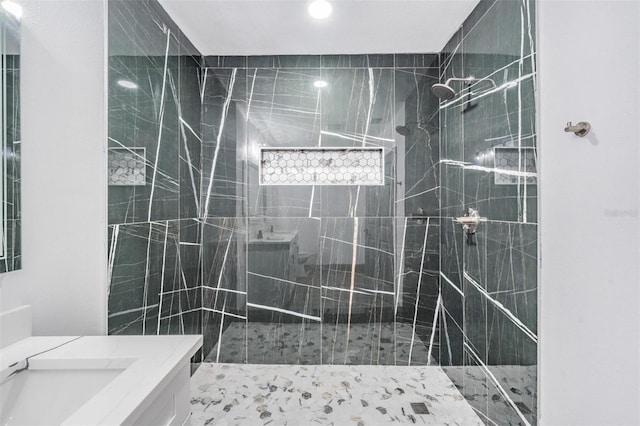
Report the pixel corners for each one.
[313,80,328,88]
[1,1,22,20]
[117,80,138,89]
[308,0,332,19]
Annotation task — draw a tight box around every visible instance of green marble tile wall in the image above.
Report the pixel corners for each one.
[0,10,20,274]
[199,55,443,365]
[439,1,538,424]
[105,6,538,411]
[107,0,202,341]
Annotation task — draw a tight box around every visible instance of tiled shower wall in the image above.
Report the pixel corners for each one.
[2,51,20,274]
[200,55,442,365]
[439,0,538,424]
[0,10,21,274]
[106,0,443,367]
[107,0,203,339]
[106,5,538,418]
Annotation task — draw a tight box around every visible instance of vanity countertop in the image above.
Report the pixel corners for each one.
[1,334,202,425]
[248,231,297,244]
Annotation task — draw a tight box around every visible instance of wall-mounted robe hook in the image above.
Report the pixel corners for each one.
[565,121,591,137]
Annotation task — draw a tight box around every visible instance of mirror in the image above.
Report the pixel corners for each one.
[0,3,20,273]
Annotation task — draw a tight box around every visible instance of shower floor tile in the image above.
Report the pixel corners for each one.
[190,363,483,425]
[206,322,435,366]
[443,365,538,425]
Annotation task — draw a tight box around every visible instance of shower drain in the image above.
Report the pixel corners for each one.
[410,402,430,415]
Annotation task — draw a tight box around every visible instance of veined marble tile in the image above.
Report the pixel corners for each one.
[206,322,437,366]
[107,2,538,425]
[107,220,200,336]
[107,0,203,344]
[439,1,538,424]
[1,51,20,273]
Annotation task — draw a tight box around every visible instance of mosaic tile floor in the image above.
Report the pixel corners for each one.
[206,322,436,366]
[443,365,537,425]
[190,363,483,425]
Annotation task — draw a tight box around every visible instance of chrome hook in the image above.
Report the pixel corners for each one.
[564,121,591,137]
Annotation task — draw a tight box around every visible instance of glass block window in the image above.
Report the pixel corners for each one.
[259,147,384,186]
[494,147,537,185]
[108,147,146,186]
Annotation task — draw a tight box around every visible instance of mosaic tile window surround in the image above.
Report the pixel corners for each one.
[108,147,146,186]
[259,147,384,186]
[494,147,537,185]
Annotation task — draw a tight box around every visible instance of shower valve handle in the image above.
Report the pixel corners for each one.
[453,208,487,235]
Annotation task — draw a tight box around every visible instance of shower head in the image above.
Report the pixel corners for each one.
[431,76,497,101]
[395,125,411,136]
[395,121,437,138]
[431,77,474,100]
[431,83,456,100]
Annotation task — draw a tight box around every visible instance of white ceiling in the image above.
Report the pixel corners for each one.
[158,0,481,56]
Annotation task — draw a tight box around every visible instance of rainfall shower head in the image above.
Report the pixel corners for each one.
[431,76,497,101]
[395,125,411,136]
[431,83,456,100]
[395,121,438,137]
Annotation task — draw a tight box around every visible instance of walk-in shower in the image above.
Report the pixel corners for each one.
[106,0,538,424]
[194,60,442,367]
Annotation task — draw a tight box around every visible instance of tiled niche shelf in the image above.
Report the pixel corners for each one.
[108,147,146,186]
[259,147,384,186]
[494,147,537,185]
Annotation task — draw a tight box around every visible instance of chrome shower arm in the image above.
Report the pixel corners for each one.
[444,76,497,87]
[444,77,476,85]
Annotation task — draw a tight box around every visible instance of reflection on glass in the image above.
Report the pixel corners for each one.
[0,4,20,273]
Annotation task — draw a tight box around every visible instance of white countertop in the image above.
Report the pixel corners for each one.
[0,335,202,425]
[248,231,297,244]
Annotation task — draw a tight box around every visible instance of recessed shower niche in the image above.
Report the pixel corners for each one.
[494,147,537,186]
[259,147,384,186]
[107,148,146,186]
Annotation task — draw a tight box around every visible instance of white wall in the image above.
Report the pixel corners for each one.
[0,0,107,336]
[538,1,640,424]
